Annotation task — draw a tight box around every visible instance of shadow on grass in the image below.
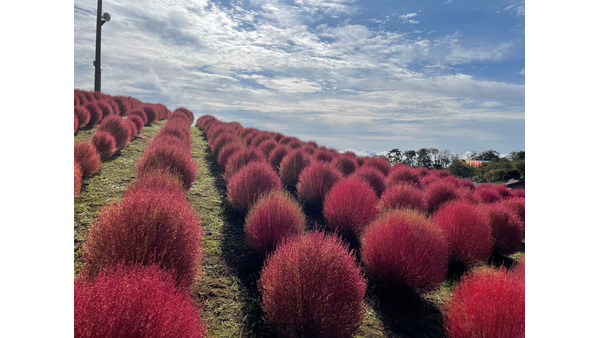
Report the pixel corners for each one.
[366,277,446,338]
[202,143,277,337]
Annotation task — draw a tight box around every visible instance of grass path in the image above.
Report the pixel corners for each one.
[73,124,163,274]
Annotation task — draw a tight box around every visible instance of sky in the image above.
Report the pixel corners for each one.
[74,0,524,155]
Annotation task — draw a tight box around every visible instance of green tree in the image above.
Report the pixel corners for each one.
[474,150,500,161]
[386,148,402,165]
[417,148,432,168]
[447,159,474,178]
[403,150,416,166]
[514,159,525,178]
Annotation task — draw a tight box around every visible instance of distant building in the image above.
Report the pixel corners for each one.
[506,178,525,190]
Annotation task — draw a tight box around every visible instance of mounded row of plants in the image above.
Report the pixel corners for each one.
[195,114,525,337]
[75,106,208,337]
[74,90,171,196]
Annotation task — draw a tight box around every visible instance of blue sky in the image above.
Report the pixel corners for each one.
[74,0,524,155]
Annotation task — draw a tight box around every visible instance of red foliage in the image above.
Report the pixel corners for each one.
[97,116,131,150]
[75,264,206,338]
[432,201,493,266]
[502,197,525,224]
[143,105,158,124]
[84,101,104,126]
[314,148,335,162]
[112,96,130,116]
[125,168,186,197]
[136,144,198,190]
[74,105,90,129]
[362,157,391,176]
[475,183,502,204]
[126,114,145,133]
[210,132,241,158]
[351,165,386,197]
[226,161,282,213]
[75,161,83,196]
[278,149,312,189]
[259,231,367,337]
[158,123,191,144]
[148,133,191,153]
[224,147,266,181]
[217,142,244,167]
[268,145,290,169]
[172,107,194,125]
[74,141,101,177]
[378,183,427,214]
[486,203,525,255]
[128,108,148,125]
[386,164,421,188]
[333,155,358,176]
[424,180,460,214]
[323,177,379,241]
[244,190,306,255]
[258,139,278,159]
[81,188,203,288]
[123,119,138,140]
[91,130,117,161]
[96,99,114,118]
[74,114,79,133]
[295,161,342,209]
[510,188,525,198]
[444,267,525,338]
[361,210,448,292]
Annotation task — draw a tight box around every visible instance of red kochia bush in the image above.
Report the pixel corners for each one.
[96,99,114,118]
[136,144,197,190]
[258,138,278,158]
[75,161,83,196]
[361,210,448,292]
[296,161,342,209]
[333,155,358,176]
[143,105,158,124]
[125,168,186,197]
[74,105,90,129]
[269,145,290,169]
[244,191,306,255]
[475,183,502,204]
[224,147,266,181]
[433,201,493,267]
[259,231,367,337]
[128,108,148,125]
[486,203,525,255]
[75,264,206,338]
[502,197,525,225]
[278,149,312,189]
[378,183,427,214]
[386,164,421,187]
[91,130,117,161]
[74,140,101,177]
[84,101,103,126]
[81,188,203,288]
[363,157,391,176]
[444,267,525,338]
[217,142,244,167]
[74,114,79,133]
[227,161,282,213]
[126,114,145,133]
[96,115,131,151]
[323,177,379,241]
[424,179,459,214]
[351,165,386,197]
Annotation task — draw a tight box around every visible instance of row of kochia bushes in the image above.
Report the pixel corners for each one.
[196,114,525,337]
[74,107,208,337]
[74,89,172,196]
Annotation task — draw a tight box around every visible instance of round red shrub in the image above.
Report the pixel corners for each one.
[323,177,379,241]
[475,183,502,204]
[210,132,240,158]
[268,145,290,170]
[226,161,282,213]
[424,179,460,214]
[217,142,244,167]
[432,200,493,266]
[97,115,131,151]
[173,107,194,125]
[75,161,83,196]
[386,164,421,188]
[149,133,191,153]
[315,148,335,162]
[74,140,101,177]
[127,114,145,133]
[123,119,138,140]
[361,210,448,292]
[278,149,312,189]
[351,165,386,197]
[84,101,103,126]
[128,108,148,125]
[334,155,358,176]
[74,105,90,129]
[96,99,114,118]
[510,188,525,198]
[378,183,427,214]
[250,133,272,147]
[503,197,525,225]
[91,130,117,161]
[258,138,278,158]
[224,147,266,181]
[486,203,525,255]
[244,190,306,255]
[143,105,158,124]
[75,264,206,338]
[158,124,191,144]
[74,113,79,133]
[259,231,367,337]
[125,168,185,197]
[363,157,391,176]
[81,188,203,288]
[296,161,342,209]
[444,267,525,338]
[112,96,130,116]
[136,144,198,190]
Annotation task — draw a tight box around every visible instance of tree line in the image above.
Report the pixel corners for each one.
[381,148,525,183]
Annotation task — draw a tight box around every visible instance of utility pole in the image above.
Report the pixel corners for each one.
[94,0,110,92]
